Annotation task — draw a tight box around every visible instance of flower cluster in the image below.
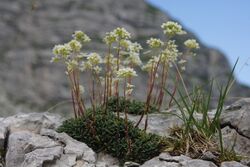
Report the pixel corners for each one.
[50,21,200,128]
[126,83,135,96]
[73,31,91,44]
[123,41,143,66]
[161,21,186,37]
[52,44,71,61]
[50,21,201,157]
[104,27,131,45]
[184,39,200,49]
[147,38,164,48]
[116,67,137,79]
[161,40,179,63]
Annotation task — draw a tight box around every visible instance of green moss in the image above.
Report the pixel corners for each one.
[57,109,166,164]
[107,97,158,115]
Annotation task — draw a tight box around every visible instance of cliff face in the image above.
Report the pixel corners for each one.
[0,0,249,116]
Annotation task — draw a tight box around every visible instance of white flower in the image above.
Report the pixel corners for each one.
[50,56,60,63]
[116,67,137,78]
[104,27,131,44]
[52,44,71,59]
[126,83,135,96]
[161,40,179,62]
[178,59,187,64]
[184,39,200,49]
[103,32,117,45]
[93,66,102,74]
[81,61,92,71]
[128,42,142,53]
[66,59,78,72]
[147,38,164,48]
[124,53,142,66]
[161,21,186,37]
[113,27,131,40]
[86,53,102,65]
[73,31,91,43]
[68,40,82,52]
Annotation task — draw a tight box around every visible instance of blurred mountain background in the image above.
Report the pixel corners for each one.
[0,0,250,117]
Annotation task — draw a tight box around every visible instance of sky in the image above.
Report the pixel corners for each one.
[147,0,250,86]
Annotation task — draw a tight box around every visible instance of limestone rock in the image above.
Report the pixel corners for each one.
[0,113,108,167]
[1,112,64,133]
[5,131,61,167]
[141,153,217,167]
[221,98,250,138]
[127,112,182,137]
[222,126,250,157]
[180,159,217,167]
[124,161,140,167]
[22,146,63,167]
[220,99,250,157]
[221,161,248,167]
[40,128,97,163]
[96,152,119,167]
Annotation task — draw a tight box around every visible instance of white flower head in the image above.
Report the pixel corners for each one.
[50,56,60,63]
[66,59,78,72]
[73,31,91,43]
[87,52,102,65]
[93,66,102,74]
[103,32,117,45]
[124,53,142,66]
[68,40,82,52]
[113,27,131,40]
[147,38,164,48]
[116,67,137,78]
[129,42,142,53]
[184,39,200,49]
[161,40,179,62]
[161,21,186,37]
[126,83,135,96]
[52,44,71,59]
[178,59,187,65]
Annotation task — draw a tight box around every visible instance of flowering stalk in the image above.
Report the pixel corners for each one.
[116,67,137,153]
[168,74,179,108]
[115,40,121,117]
[103,44,111,112]
[156,61,169,110]
[136,56,161,129]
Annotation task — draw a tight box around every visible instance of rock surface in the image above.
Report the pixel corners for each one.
[221,98,250,139]
[221,161,248,167]
[0,112,119,167]
[1,99,250,166]
[0,0,250,117]
[221,98,250,157]
[126,109,182,137]
[141,153,217,167]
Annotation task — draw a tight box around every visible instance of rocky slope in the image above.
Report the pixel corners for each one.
[0,98,250,167]
[0,0,250,116]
